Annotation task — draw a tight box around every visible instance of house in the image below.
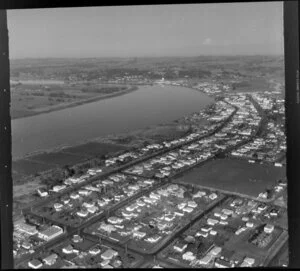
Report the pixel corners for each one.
[199,254,213,265]
[137,201,146,207]
[64,179,73,186]
[258,192,268,199]
[126,203,138,212]
[207,218,219,226]
[196,231,208,238]
[242,216,249,222]
[100,259,111,267]
[133,231,146,239]
[174,211,184,217]
[78,189,91,196]
[149,193,160,200]
[87,205,98,214]
[62,244,74,254]
[83,201,95,208]
[108,216,123,224]
[61,197,70,204]
[98,200,108,207]
[42,253,58,265]
[177,203,186,210]
[145,235,161,243]
[37,188,48,197]
[183,207,194,213]
[112,259,123,268]
[54,203,63,211]
[209,193,218,200]
[264,224,274,234]
[258,204,267,211]
[101,249,118,260]
[165,214,175,222]
[214,212,221,218]
[235,227,247,235]
[99,223,116,233]
[215,258,232,268]
[174,241,188,253]
[270,209,279,217]
[209,246,222,256]
[219,220,228,226]
[70,193,80,200]
[243,257,255,266]
[28,259,43,269]
[220,214,228,220]
[222,209,234,216]
[246,222,254,228]
[77,209,89,217]
[72,234,83,243]
[89,246,101,255]
[22,242,31,249]
[201,226,212,232]
[16,222,38,236]
[182,251,196,261]
[210,230,217,236]
[52,185,66,193]
[240,257,255,267]
[187,201,198,208]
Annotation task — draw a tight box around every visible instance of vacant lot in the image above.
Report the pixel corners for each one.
[174,159,286,197]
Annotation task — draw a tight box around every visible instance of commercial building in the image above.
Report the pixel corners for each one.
[38,225,63,241]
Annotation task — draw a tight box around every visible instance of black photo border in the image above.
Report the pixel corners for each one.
[0,0,299,269]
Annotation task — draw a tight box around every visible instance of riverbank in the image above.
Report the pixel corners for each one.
[11,85,139,120]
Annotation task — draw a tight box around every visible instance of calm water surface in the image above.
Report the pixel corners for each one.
[12,85,213,158]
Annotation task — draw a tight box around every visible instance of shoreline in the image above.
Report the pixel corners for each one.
[11,85,139,121]
[12,84,215,161]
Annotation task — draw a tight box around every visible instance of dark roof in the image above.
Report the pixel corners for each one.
[220,248,234,260]
[215,258,231,267]
[231,252,244,263]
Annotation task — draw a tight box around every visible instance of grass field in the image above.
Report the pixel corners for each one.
[12,142,126,181]
[232,77,272,93]
[10,83,137,119]
[61,141,126,157]
[12,160,57,176]
[28,151,88,166]
[174,158,286,197]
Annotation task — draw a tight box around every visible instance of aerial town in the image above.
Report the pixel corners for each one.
[11,58,288,268]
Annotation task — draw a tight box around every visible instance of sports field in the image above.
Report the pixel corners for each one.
[174,158,286,197]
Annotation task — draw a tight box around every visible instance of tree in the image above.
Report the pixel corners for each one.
[63,165,75,178]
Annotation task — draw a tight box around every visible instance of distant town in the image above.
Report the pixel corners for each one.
[11,56,287,268]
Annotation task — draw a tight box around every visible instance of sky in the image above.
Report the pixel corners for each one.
[7,2,284,59]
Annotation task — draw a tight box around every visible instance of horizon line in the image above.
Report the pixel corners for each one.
[10,54,284,61]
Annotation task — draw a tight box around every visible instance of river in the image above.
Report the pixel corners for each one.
[12,85,213,159]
